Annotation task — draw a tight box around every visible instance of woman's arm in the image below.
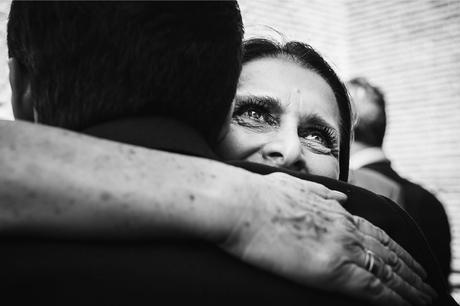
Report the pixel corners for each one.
[0,120,435,306]
[0,120,249,242]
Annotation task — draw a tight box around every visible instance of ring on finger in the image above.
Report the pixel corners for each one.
[364,249,376,272]
[365,250,393,281]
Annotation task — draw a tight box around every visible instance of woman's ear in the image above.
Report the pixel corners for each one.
[9,58,35,122]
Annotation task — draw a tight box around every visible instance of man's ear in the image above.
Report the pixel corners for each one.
[9,58,35,122]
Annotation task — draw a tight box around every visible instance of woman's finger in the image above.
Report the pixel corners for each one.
[335,263,410,306]
[359,232,435,299]
[353,216,427,279]
[357,249,433,306]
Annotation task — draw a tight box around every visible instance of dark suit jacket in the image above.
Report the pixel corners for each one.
[1,118,456,305]
[363,161,452,284]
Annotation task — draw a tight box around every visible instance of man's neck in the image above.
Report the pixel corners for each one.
[350,141,368,155]
[350,142,387,169]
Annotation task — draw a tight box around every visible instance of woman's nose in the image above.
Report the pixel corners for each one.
[261,133,306,172]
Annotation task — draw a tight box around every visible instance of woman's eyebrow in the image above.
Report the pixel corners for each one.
[234,95,282,112]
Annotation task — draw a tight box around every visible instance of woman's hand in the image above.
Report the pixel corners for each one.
[222,172,436,306]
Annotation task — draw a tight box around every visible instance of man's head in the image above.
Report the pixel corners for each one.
[8,1,243,144]
[347,77,386,148]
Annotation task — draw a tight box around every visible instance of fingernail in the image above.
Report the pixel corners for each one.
[330,190,347,201]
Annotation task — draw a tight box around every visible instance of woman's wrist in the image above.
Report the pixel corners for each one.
[157,158,258,244]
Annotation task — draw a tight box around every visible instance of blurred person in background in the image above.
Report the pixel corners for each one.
[347,77,452,286]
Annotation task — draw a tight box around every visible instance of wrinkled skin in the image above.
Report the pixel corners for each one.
[223,172,436,306]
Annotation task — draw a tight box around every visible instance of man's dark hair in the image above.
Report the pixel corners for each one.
[242,39,352,182]
[347,77,386,147]
[7,1,243,143]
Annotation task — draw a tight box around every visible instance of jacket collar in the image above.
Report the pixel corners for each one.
[82,117,218,160]
[350,147,389,170]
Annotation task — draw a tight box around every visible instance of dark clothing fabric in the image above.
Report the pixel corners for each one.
[83,116,218,159]
[2,240,372,306]
[1,118,456,306]
[363,160,452,284]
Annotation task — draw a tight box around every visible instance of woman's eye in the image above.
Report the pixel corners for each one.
[299,127,339,157]
[245,109,264,121]
[235,107,277,126]
[305,132,327,145]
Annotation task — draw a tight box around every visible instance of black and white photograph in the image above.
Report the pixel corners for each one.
[0,1,459,305]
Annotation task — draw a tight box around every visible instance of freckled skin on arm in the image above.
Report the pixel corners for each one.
[0,120,245,241]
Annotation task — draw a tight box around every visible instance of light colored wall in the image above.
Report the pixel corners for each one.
[239,0,349,76]
[0,1,11,120]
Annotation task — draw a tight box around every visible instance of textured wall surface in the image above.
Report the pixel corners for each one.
[0,0,459,300]
[239,0,348,75]
[0,1,11,120]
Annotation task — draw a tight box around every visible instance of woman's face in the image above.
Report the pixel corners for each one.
[217,56,341,179]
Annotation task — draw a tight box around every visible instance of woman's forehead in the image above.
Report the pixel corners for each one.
[238,57,341,131]
[239,57,332,97]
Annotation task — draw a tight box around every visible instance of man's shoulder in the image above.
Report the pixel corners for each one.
[349,168,404,205]
[390,173,444,209]
[364,161,443,206]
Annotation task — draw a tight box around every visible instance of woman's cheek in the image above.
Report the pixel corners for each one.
[217,126,255,160]
[308,155,340,179]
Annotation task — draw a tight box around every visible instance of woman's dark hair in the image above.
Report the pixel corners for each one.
[242,39,352,181]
